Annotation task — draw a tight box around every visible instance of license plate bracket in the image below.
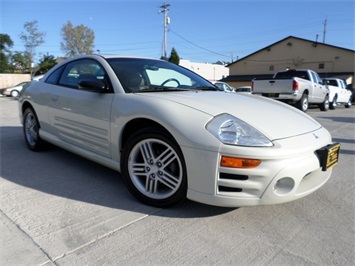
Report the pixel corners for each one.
[316,143,340,171]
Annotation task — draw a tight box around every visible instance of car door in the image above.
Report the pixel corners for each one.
[48,59,114,157]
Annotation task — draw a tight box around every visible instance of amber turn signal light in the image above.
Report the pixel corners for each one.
[220,156,261,169]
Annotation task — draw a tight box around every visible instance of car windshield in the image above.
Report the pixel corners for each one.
[107,58,216,93]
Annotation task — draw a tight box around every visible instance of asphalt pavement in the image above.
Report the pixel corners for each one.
[1,96,354,266]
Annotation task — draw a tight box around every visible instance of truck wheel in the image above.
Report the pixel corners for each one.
[296,94,308,112]
[330,96,337,110]
[319,95,329,111]
[345,97,352,108]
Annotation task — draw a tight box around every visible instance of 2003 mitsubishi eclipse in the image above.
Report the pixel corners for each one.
[18,55,340,207]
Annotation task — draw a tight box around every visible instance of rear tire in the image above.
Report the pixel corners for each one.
[330,96,337,110]
[295,94,308,112]
[345,97,352,108]
[11,90,19,97]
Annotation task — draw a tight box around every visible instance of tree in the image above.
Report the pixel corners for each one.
[19,20,46,76]
[10,51,31,73]
[61,21,95,57]
[0,33,13,51]
[36,53,57,75]
[0,34,14,72]
[168,47,180,65]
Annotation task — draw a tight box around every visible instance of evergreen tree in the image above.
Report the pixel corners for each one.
[168,47,180,65]
[37,54,57,75]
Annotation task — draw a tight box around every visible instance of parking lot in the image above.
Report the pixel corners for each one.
[1,96,354,265]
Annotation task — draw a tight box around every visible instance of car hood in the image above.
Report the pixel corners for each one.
[136,91,321,140]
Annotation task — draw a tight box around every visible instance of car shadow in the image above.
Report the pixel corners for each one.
[319,116,355,123]
[332,138,355,156]
[0,126,235,218]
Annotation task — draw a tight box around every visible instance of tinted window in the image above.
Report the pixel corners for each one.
[58,59,110,90]
[275,71,310,80]
[324,80,337,86]
[46,65,65,85]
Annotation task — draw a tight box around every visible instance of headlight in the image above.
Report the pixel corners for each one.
[206,114,273,147]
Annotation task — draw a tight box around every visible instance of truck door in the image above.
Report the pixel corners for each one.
[338,80,347,102]
[310,71,326,102]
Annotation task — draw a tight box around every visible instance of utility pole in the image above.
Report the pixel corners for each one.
[323,17,327,43]
[159,3,170,59]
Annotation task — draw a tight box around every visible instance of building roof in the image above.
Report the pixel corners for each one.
[227,36,355,67]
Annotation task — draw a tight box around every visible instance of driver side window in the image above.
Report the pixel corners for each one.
[58,59,108,89]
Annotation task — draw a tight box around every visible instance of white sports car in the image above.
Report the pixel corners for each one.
[18,55,340,207]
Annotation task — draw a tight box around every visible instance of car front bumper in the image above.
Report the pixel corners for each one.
[183,127,334,207]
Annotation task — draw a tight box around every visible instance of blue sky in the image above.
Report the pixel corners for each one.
[1,0,354,64]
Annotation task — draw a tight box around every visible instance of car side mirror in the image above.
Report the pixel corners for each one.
[78,79,107,92]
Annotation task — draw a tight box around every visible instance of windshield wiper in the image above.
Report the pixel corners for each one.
[192,86,218,91]
[132,86,217,93]
[134,87,189,92]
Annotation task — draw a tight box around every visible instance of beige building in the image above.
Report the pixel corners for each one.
[223,36,355,88]
[179,59,229,83]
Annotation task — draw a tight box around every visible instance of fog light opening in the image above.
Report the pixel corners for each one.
[274,177,295,195]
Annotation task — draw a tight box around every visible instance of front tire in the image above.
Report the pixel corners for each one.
[345,97,352,108]
[319,95,329,111]
[330,96,337,110]
[23,108,44,151]
[121,128,187,207]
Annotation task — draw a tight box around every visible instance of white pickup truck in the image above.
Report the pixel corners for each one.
[323,78,352,109]
[252,69,329,112]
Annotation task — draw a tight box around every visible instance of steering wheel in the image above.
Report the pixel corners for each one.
[160,78,180,87]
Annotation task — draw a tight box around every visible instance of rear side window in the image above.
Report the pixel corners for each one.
[46,65,65,85]
[324,80,337,86]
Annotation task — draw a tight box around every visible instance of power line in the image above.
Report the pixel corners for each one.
[169,29,230,59]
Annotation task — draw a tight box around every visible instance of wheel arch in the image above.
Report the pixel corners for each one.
[120,118,176,152]
[21,101,36,122]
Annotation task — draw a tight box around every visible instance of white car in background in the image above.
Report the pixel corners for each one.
[0,81,31,97]
[235,86,252,94]
[214,81,234,92]
[18,55,339,208]
[32,74,45,81]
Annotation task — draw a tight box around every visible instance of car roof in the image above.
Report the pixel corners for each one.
[97,54,161,60]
